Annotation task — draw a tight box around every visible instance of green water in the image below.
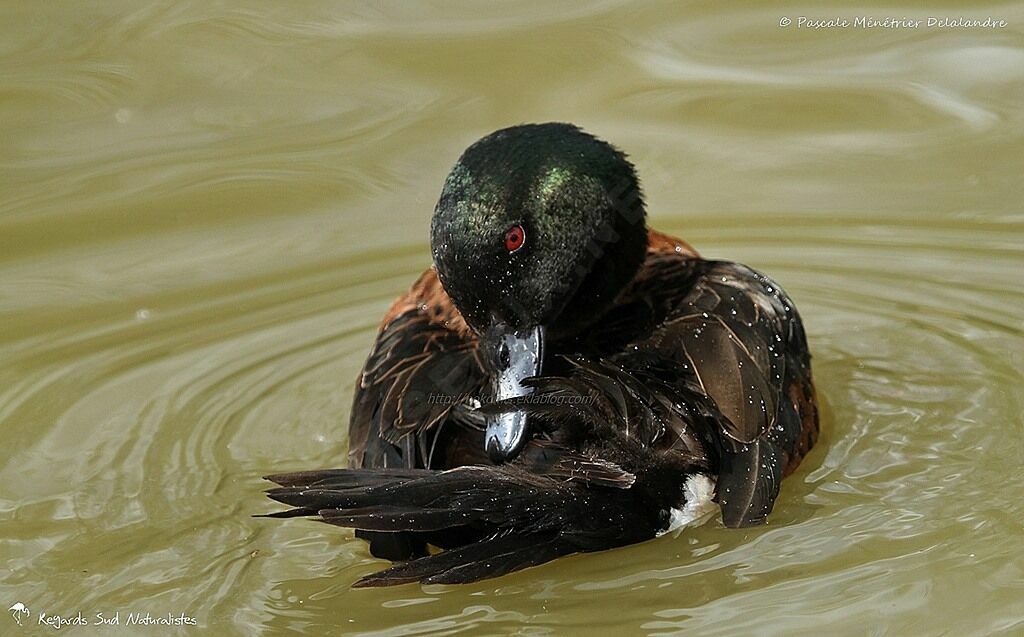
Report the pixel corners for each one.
[2,2,1023,635]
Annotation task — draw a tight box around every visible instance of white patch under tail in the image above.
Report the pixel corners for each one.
[658,473,717,537]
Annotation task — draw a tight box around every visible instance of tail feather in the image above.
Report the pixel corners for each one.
[352,532,572,587]
[265,487,364,511]
[264,468,485,513]
[257,507,321,519]
[319,506,478,532]
[264,468,431,489]
[261,463,670,586]
[422,541,570,585]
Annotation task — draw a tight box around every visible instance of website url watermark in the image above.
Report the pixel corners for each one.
[778,16,1008,29]
[426,392,595,407]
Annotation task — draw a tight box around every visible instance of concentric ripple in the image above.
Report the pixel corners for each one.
[1,2,1023,636]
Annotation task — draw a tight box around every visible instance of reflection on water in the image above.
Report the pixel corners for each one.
[1,2,1022,635]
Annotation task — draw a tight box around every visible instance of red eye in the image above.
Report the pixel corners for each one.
[504,224,526,253]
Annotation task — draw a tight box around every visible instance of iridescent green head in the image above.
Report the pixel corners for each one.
[430,123,649,463]
[431,123,648,339]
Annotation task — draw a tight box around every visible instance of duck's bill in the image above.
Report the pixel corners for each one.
[483,323,543,464]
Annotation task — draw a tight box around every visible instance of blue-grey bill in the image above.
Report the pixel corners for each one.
[484,324,543,463]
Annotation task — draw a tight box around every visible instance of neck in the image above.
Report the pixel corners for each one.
[546,220,648,340]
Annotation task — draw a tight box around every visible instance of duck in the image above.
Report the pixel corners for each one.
[263,123,819,587]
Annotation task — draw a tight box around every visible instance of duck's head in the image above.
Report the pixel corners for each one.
[431,123,648,463]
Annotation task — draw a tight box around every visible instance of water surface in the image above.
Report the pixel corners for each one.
[2,2,1023,635]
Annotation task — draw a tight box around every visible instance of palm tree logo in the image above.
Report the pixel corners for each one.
[8,602,30,626]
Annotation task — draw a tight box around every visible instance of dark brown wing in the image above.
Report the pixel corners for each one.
[629,256,817,527]
[347,269,487,472]
[262,443,680,587]
[656,261,791,444]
